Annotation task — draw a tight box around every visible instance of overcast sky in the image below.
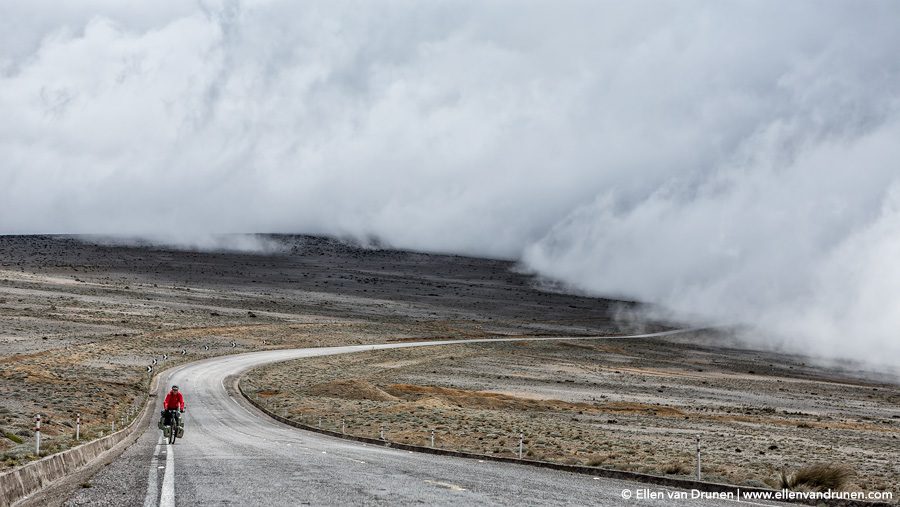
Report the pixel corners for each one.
[2,1,899,369]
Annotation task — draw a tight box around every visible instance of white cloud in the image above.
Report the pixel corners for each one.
[2,1,899,369]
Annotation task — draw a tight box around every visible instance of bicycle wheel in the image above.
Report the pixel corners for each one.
[169,423,177,444]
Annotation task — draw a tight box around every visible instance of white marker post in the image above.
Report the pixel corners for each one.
[518,434,524,459]
[318,417,322,428]
[696,435,702,480]
[76,414,81,441]
[380,424,385,440]
[430,429,435,448]
[341,419,346,434]
[34,415,41,455]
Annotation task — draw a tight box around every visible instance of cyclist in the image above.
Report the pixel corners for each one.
[163,385,185,428]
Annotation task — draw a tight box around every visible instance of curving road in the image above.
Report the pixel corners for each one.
[66,331,781,506]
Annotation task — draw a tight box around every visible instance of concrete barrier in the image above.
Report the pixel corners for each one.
[236,379,891,507]
[0,377,160,507]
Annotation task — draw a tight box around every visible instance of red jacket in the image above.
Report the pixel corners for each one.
[164,390,185,411]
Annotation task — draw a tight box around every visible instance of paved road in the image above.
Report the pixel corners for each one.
[67,332,780,506]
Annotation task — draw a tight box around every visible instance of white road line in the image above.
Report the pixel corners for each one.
[143,434,163,507]
[160,441,175,507]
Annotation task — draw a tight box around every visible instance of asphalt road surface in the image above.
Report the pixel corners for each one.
[67,332,782,506]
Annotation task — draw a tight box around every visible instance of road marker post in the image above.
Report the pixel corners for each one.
[696,435,702,480]
[380,424,385,440]
[76,414,81,441]
[518,433,524,459]
[341,419,346,434]
[318,417,322,428]
[430,429,435,448]
[34,415,41,455]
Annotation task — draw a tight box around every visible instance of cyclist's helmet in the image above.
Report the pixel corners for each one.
[171,385,179,391]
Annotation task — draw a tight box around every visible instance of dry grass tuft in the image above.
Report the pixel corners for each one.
[780,464,852,492]
[3,432,24,445]
[663,463,690,475]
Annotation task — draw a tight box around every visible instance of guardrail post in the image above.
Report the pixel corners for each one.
[34,415,41,455]
[696,435,702,480]
[76,414,81,441]
[518,433,524,459]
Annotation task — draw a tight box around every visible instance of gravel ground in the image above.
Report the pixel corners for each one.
[68,346,783,507]
[246,337,900,495]
[2,234,896,504]
[1,234,639,471]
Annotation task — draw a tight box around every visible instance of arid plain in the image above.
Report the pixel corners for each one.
[1,235,897,496]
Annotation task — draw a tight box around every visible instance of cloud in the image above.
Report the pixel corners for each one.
[82,233,285,254]
[2,1,899,369]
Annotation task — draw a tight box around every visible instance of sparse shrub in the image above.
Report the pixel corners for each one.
[663,463,689,475]
[4,432,23,444]
[585,455,606,467]
[780,464,852,492]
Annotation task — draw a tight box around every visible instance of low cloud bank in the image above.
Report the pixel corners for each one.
[2,1,899,369]
[82,233,285,254]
